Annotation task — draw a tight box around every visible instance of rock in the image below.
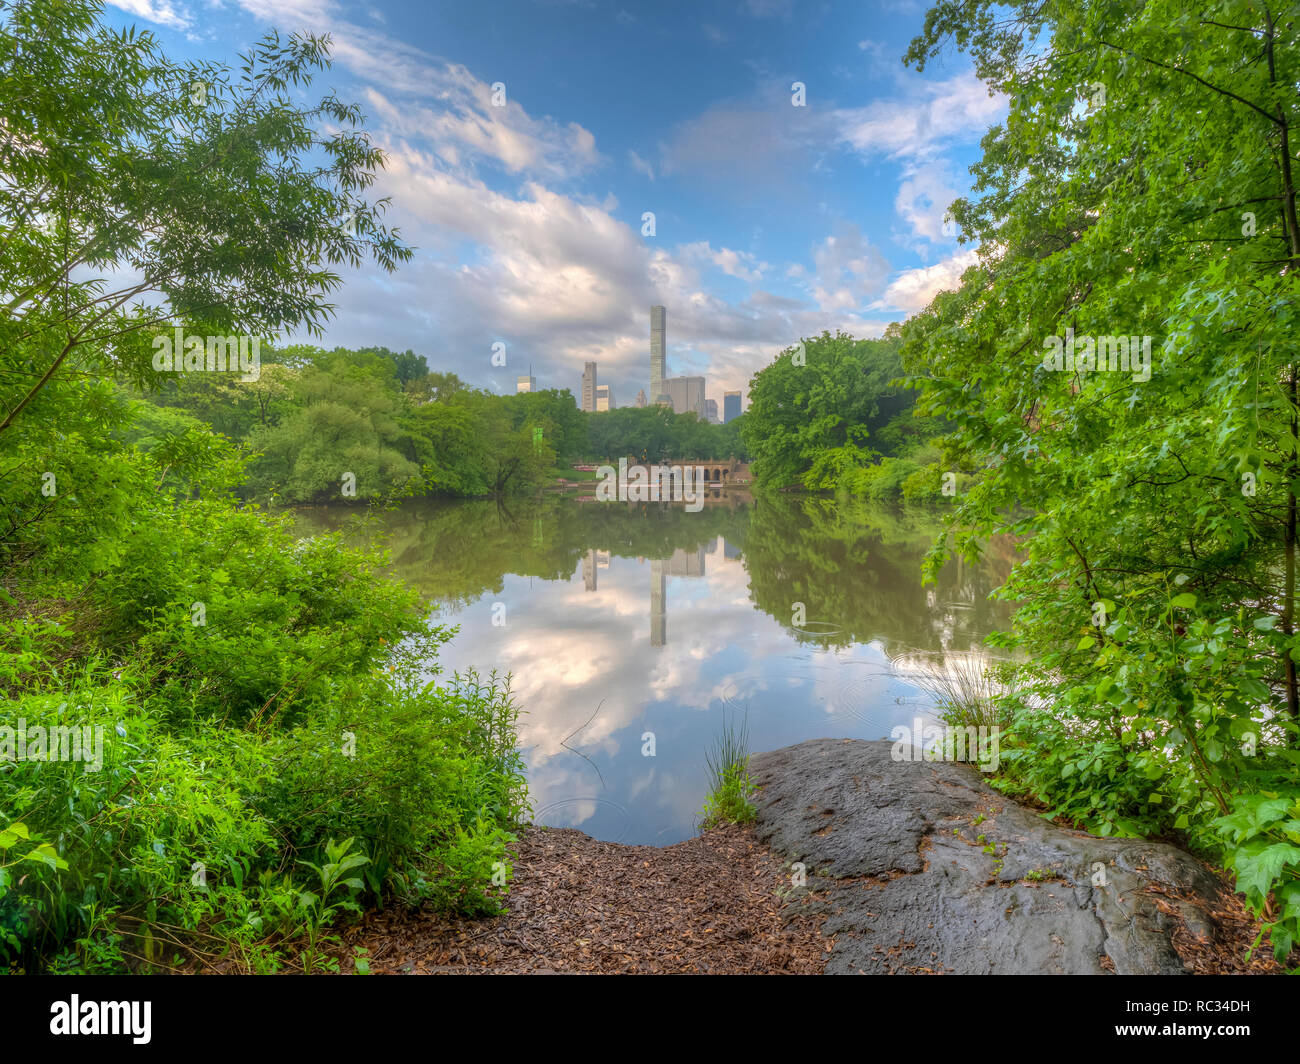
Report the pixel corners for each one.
[750,738,1228,975]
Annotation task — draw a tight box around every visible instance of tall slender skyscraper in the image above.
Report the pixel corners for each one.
[581,361,597,412]
[650,305,666,403]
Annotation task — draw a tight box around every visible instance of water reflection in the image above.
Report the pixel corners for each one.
[292,494,1014,845]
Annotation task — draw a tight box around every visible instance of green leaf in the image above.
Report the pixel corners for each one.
[1233,843,1300,903]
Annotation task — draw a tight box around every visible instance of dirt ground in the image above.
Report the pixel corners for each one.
[336,824,830,975]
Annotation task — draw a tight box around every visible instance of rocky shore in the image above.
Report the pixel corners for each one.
[337,738,1283,975]
[750,739,1281,975]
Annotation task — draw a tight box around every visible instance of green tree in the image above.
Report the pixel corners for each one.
[246,357,418,501]
[0,1,409,437]
[742,331,917,489]
[0,0,411,572]
[903,0,1300,958]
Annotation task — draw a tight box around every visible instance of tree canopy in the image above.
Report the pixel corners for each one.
[900,0,1300,958]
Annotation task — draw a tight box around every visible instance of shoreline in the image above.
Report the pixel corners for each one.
[338,822,829,975]
[331,739,1287,976]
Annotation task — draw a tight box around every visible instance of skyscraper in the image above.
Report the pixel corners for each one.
[581,361,597,412]
[704,398,719,423]
[723,390,741,423]
[634,388,647,408]
[516,374,535,393]
[650,305,666,403]
[662,375,705,418]
[595,384,615,411]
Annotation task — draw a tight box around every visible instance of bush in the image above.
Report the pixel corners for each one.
[0,434,528,973]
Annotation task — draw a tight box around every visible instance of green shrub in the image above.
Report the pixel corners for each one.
[0,436,528,972]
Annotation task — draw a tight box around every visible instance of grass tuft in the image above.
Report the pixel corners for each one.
[698,712,757,829]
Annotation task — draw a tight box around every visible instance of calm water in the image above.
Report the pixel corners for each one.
[292,493,1015,845]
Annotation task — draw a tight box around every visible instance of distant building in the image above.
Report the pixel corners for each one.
[581,361,598,412]
[666,546,706,578]
[723,391,741,423]
[662,375,705,418]
[595,384,615,412]
[704,398,719,424]
[650,306,666,405]
[634,389,647,408]
[516,374,535,393]
[646,305,707,416]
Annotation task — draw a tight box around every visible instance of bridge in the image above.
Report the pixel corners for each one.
[623,456,750,485]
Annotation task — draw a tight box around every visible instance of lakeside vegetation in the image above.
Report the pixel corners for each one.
[741,328,953,500]
[0,1,531,973]
[130,342,752,505]
[698,714,757,831]
[892,0,1300,962]
[728,0,1300,967]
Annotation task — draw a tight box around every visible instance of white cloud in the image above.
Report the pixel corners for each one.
[224,0,916,389]
[681,242,768,283]
[835,72,1006,161]
[894,164,962,250]
[106,0,192,29]
[233,0,335,29]
[307,137,899,399]
[351,67,601,183]
[807,221,891,311]
[875,248,978,314]
[231,3,602,183]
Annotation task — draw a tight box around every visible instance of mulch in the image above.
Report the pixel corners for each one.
[1148,880,1296,975]
[334,824,830,974]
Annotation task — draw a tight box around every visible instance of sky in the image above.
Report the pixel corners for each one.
[103,0,1005,410]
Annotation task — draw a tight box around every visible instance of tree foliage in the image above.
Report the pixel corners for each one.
[902,0,1300,959]
[742,329,938,491]
[0,0,524,973]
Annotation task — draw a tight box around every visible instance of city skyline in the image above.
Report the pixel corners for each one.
[95,2,999,407]
[574,304,737,419]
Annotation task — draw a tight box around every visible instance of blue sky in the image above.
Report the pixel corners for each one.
[104,0,1005,408]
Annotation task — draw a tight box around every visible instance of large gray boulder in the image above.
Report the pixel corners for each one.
[750,738,1226,975]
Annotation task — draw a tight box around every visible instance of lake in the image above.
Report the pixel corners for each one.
[292,492,1015,845]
